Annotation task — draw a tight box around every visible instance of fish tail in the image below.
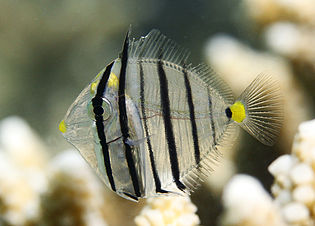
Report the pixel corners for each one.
[225,73,283,146]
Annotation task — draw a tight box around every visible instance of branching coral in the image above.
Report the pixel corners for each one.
[264,22,315,70]
[220,175,286,226]
[39,150,108,226]
[269,119,315,225]
[135,196,200,226]
[220,119,315,226]
[0,117,48,225]
[242,0,315,26]
[242,0,315,93]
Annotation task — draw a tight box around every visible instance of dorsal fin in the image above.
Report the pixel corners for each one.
[191,63,234,104]
[181,123,238,192]
[128,29,234,103]
[129,29,190,66]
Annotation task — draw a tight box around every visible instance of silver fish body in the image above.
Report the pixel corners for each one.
[59,29,283,201]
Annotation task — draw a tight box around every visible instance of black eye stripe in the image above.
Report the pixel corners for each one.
[92,61,116,192]
[93,106,104,115]
[92,97,103,107]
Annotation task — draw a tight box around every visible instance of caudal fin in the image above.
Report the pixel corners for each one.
[229,74,283,146]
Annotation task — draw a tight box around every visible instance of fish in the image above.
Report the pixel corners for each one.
[59,29,283,201]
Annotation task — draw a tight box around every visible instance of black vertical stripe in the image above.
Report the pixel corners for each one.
[207,88,216,145]
[123,192,138,201]
[157,60,186,191]
[139,62,168,194]
[183,68,201,165]
[118,31,141,197]
[92,61,116,192]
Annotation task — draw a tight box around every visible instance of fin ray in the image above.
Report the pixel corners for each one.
[191,64,234,104]
[129,29,190,65]
[237,73,283,146]
[180,123,238,191]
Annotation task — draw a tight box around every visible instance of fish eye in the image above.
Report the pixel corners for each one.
[87,98,112,121]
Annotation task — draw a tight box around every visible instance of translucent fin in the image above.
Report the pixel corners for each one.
[129,29,190,66]
[191,64,234,104]
[181,123,238,192]
[237,74,283,146]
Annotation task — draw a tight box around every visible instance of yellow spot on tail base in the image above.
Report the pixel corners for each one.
[230,101,246,123]
[59,120,67,133]
[108,72,119,89]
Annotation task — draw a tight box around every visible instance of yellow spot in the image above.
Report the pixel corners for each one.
[108,72,119,89]
[90,69,105,94]
[59,120,67,133]
[230,101,246,123]
[90,81,99,94]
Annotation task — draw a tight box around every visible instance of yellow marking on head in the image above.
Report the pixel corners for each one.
[59,120,67,133]
[90,69,105,95]
[108,72,119,89]
[230,101,246,123]
[90,81,99,95]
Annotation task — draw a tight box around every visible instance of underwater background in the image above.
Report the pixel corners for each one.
[0,0,315,225]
